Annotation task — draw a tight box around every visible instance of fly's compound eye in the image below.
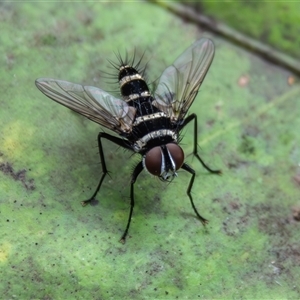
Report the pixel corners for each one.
[166,143,184,170]
[143,146,162,176]
[143,144,185,177]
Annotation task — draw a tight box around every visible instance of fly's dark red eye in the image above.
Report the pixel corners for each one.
[144,146,162,176]
[166,143,184,170]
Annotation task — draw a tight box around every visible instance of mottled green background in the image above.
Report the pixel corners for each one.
[1,2,299,299]
[202,1,300,59]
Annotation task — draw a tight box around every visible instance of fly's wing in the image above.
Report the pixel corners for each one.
[35,78,136,134]
[153,38,214,121]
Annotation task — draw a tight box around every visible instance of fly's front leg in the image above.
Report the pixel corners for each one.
[119,161,143,244]
[180,113,221,175]
[82,132,132,206]
[181,163,208,225]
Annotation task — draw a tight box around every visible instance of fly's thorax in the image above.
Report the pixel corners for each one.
[119,65,149,98]
[143,143,184,181]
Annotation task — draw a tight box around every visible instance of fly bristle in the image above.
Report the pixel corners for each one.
[106,49,149,83]
[100,70,119,85]
[177,131,184,144]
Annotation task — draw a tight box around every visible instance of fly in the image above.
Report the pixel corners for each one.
[35,38,221,243]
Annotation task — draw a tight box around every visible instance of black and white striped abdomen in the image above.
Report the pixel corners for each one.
[118,65,178,152]
[119,65,150,100]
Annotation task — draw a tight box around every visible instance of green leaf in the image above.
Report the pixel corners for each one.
[1,2,299,299]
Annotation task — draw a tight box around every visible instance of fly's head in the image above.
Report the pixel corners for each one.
[143,143,184,182]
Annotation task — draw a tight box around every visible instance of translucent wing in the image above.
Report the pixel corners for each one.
[35,78,136,133]
[153,38,214,121]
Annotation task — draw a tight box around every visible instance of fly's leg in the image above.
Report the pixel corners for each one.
[181,163,208,225]
[179,113,221,175]
[82,132,132,206]
[119,161,143,244]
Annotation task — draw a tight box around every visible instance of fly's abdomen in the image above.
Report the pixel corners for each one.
[119,65,150,98]
[118,65,176,150]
